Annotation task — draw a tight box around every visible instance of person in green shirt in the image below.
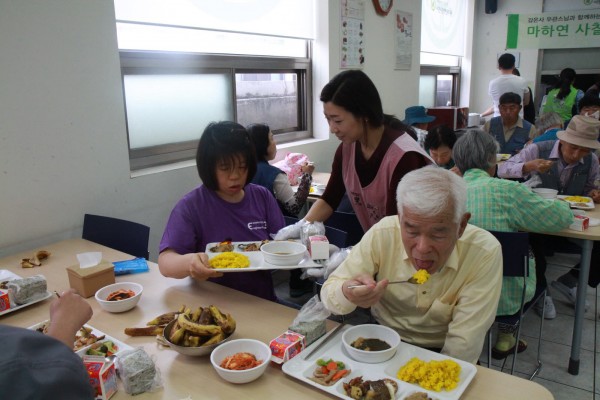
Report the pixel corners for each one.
[453,129,573,359]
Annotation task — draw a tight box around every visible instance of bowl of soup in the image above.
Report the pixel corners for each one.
[342,324,401,363]
[260,241,306,266]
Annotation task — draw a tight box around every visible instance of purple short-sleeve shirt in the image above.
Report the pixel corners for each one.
[160,184,285,300]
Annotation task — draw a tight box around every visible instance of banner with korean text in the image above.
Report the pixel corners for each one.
[506,10,600,49]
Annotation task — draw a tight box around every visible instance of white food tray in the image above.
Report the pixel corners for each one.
[29,320,133,356]
[0,270,52,317]
[282,325,476,400]
[558,195,595,210]
[205,241,337,272]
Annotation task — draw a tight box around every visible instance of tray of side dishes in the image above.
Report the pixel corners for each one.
[205,241,338,272]
[0,270,52,317]
[282,324,477,400]
[558,195,595,210]
[29,320,133,357]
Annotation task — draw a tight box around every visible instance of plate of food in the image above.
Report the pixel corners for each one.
[558,195,595,210]
[0,271,52,317]
[496,153,510,162]
[29,320,132,355]
[205,241,332,272]
[282,324,476,400]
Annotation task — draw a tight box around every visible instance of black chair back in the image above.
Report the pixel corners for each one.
[82,214,150,259]
[488,230,529,278]
[324,211,364,246]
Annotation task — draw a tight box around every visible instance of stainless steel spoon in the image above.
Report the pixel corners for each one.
[347,277,419,289]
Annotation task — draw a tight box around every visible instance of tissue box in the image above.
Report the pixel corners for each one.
[569,215,589,231]
[0,289,10,312]
[308,235,329,260]
[269,330,305,364]
[67,261,115,298]
[83,356,118,400]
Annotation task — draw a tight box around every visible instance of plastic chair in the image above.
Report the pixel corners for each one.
[486,230,545,379]
[82,214,150,259]
[324,211,364,247]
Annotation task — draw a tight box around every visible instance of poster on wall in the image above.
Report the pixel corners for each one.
[506,10,600,49]
[340,0,365,68]
[395,11,413,70]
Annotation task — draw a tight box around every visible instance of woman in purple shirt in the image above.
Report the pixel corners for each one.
[158,121,285,300]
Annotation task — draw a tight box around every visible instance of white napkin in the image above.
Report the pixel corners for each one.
[77,252,102,269]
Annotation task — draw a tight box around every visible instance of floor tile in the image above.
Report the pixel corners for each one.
[520,311,596,352]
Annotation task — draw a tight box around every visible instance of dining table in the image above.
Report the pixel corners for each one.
[0,239,555,399]
[542,205,600,375]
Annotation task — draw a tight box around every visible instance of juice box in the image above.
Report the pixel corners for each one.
[83,356,118,400]
[269,330,305,364]
[0,289,10,312]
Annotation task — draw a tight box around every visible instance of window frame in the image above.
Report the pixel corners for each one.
[419,65,461,107]
[120,48,312,171]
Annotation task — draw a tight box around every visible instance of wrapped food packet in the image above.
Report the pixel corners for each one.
[116,347,162,395]
[7,275,47,305]
[300,222,325,247]
[289,295,329,346]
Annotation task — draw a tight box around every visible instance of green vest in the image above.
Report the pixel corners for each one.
[543,86,578,122]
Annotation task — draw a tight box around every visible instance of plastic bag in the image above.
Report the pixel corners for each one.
[289,295,329,345]
[303,247,351,280]
[273,153,311,186]
[273,220,325,245]
[116,347,162,395]
[523,174,542,189]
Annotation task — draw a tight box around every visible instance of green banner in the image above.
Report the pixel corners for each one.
[506,10,600,49]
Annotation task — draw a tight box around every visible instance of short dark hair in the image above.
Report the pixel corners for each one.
[578,94,600,110]
[320,70,384,128]
[498,53,516,70]
[246,123,271,162]
[424,125,457,152]
[499,92,521,105]
[196,121,257,190]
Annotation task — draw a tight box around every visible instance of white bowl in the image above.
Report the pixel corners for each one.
[95,282,142,313]
[341,324,401,364]
[210,339,271,384]
[162,319,234,356]
[260,241,306,266]
[532,188,558,199]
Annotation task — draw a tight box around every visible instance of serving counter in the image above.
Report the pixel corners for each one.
[0,239,553,399]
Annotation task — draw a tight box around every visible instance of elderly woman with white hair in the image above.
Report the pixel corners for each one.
[453,129,573,358]
[320,166,503,364]
[532,112,564,143]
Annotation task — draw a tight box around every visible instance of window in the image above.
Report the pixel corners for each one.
[419,65,461,108]
[115,1,315,171]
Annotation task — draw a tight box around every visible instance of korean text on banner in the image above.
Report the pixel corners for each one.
[506,11,600,50]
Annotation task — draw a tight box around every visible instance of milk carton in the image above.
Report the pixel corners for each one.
[569,215,589,232]
[308,235,329,260]
[82,356,118,400]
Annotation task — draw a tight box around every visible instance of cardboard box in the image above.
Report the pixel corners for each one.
[269,330,305,364]
[83,356,118,400]
[67,261,115,298]
[0,289,10,312]
[308,235,329,260]
[569,215,589,232]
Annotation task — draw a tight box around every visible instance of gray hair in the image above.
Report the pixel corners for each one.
[396,165,467,224]
[453,129,499,173]
[535,112,563,136]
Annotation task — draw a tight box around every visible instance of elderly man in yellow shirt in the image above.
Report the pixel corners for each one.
[320,166,502,364]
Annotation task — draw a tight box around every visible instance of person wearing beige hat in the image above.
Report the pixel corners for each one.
[498,115,600,316]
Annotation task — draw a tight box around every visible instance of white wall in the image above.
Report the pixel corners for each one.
[0,0,423,260]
